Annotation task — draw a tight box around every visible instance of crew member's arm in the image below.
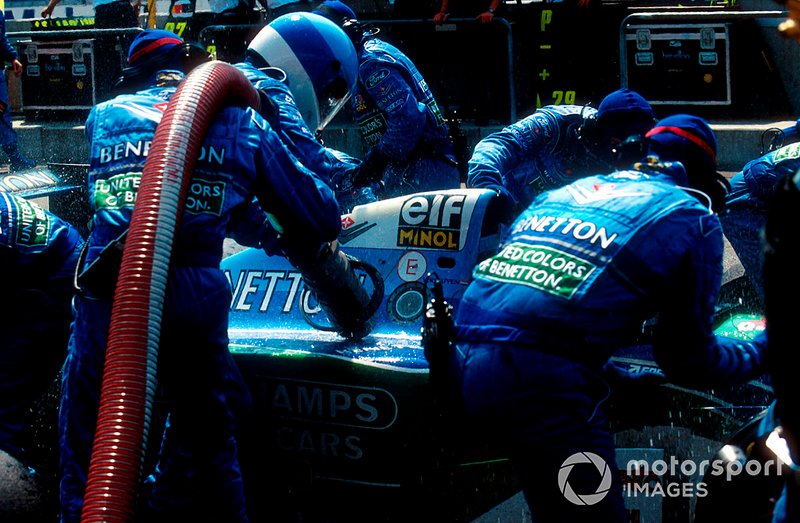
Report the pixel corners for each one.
[467,112,557,210]
[254,132,341,245]
[652,211,767,387]
[253,113,374,339]
[237,62,354,189]
[0,13,20,71]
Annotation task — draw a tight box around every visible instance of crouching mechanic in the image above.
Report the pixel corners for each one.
[59,21,371,523]
[0,194,82,517]
[468,88,656,221]
[454,114,767,522]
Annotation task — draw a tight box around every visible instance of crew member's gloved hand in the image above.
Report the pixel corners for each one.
[487,186,519,225]
[281,239,375,339]
[259,221,282,256]
[351,149,391,188]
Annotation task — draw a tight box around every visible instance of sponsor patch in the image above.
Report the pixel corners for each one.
[155,70,184,88]
[185,178,226,216]
[426,99,445,126]
[397,193,465,251]
[774,142,800,162]
[366,68,390,88]
[358,113,388,148]
[474,242,595,299]
[94,172,140,210]
[7,196,51,247]
[0,168,61,193]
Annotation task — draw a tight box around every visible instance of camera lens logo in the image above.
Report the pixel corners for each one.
[558,452,613,506]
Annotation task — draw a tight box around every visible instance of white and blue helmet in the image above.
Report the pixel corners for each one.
[246,12,358,133]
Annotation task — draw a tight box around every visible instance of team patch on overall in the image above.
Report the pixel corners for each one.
[474,242,596,299]
[185,178,226,216]
[8,196,51,247]
[774,142,800,162]
[94,172,140,210]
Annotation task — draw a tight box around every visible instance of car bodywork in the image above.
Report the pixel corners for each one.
[220,187,772,521]
[0,171,772,521]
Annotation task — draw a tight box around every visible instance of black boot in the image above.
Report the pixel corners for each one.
[2,143,36,172]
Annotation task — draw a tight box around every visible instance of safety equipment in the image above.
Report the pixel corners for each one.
[596,89,655,146]
[312,0,357,25]
[595,88,655,134]
[285,240,376,339]
[645,114,731,212]
[126,29,184,67]
[245,12,359,134]
[611,134,649,169]
[760,120,800,154]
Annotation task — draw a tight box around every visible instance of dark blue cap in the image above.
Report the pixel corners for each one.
[127,29,183,67]
[597,88,654,123]
[312,1,357,23]
[646,113,717,169]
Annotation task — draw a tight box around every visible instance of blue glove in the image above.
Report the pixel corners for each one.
[351,149,390,188]
[486,186,520,225]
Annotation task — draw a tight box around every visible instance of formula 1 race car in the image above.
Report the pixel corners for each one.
[222,187,513,522]
[218,187,772,522]
[0,169,772,522]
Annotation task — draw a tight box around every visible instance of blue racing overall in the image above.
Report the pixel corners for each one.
[468,104,612,213]
[59,70,341,523]
[352,36,459,197]
[0,12,19,149]
[0,194,83,464]
[720,142,800,305]
[235,60,375,211]
[455,164,767,522]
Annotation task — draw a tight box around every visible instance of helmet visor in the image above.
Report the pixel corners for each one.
[317,78,351,133]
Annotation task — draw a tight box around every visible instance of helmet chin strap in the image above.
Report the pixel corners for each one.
[257,66,287,83]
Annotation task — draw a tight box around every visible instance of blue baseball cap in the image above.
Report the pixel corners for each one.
[646,113,717,175]
[597,88,654,122]
[646,113,731,211]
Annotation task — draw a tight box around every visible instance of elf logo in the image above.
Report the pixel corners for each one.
[397,193,465,251]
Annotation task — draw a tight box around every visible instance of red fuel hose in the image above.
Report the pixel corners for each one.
[80,61,260,523]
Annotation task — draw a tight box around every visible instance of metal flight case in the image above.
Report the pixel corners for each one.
[17,37,96,121]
